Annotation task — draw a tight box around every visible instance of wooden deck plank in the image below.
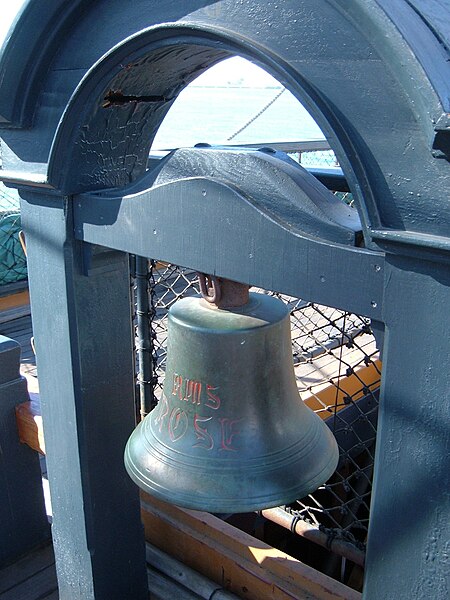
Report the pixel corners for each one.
[0,281,28,300]
[0,314,32,335]
[2,315,31,327]
[0,288,29,311]
[295,335,378,385]
[0,321,29,334]
[0,565,58,600]
[41,592,58,600]
[147,568,202,600]
[0,545,55,595]
[1,330,32,342]
[0,305,31,325]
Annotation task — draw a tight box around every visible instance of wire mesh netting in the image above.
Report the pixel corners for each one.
[133,255,381,556]
[296,148,338,168]
[0,182,27,285]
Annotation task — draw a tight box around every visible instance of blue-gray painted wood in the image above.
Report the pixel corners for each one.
[0,2,449,599]
[376,0,450,115]
[19,191,148,599]
[0,0,93,128]
[365,255,450,599]
[0,1,448,246]
[0,335,50,567]
[75,149,384,320]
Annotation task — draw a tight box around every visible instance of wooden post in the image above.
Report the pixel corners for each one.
[19,191,147,599]
[364,254,450,599]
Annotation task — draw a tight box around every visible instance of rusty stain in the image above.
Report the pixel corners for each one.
[198,274,250,308]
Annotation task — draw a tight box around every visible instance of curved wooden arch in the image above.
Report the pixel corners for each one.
[0,1,448,247]
[1,4,449,599]
[47,12,447,247]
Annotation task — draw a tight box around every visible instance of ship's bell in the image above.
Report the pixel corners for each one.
[125,276,339,513]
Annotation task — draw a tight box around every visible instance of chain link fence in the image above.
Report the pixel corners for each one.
[0,182,27,285]
[131,177,381,587]
[296,148,338,168]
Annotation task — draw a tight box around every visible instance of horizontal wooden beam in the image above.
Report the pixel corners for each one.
[15,396,45,454]
[302,359,381,417]
[141,493,360,600]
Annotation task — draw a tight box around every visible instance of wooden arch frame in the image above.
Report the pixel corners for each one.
[0,2,449,599]
[1,1,448,242]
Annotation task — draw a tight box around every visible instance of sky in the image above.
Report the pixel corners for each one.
[0,0,27,47]
[190,57,281,88]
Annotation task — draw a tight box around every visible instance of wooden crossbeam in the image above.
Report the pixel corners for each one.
[15,393,45,454]
[141,493,361,600]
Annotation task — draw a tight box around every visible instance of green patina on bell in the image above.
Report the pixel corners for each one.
[125,277,338,513]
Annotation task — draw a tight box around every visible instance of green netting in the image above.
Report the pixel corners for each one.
[0,211,27,284]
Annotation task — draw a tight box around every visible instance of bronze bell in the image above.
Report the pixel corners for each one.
[125,276,338,513]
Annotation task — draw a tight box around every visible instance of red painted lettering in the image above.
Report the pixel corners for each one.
[219,418,243,452]
[171,374,183,398]
[205,385,221,410]
[193,414,214,450]
[171,373,202,405]
[168,407,188,442]
[186,380,202,405]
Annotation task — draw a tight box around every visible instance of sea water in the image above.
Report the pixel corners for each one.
[152,85,324,149]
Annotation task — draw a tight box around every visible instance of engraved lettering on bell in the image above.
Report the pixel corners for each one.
[171,373,202,405]
[168,407,188,442]
[193,414,214,450]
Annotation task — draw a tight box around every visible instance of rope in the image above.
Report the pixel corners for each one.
[226,87,286,142]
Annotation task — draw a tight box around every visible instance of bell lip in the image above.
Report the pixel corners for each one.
[124,419,339,513]
[125,439,339,513]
